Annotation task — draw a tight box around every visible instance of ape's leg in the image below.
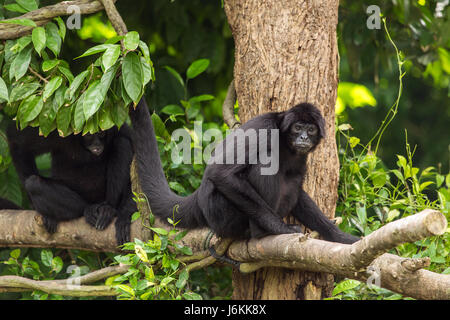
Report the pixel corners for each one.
[211,175,302,236]
[292,190,359,244]
[114,185,137,245]
[24,175,88,233]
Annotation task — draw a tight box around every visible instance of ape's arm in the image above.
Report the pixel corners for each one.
[293,190,359,244]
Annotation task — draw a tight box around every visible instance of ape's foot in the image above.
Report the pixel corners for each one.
[84,203,116,230]
[42,216,58,234]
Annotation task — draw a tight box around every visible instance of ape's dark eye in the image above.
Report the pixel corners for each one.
[293,124,302,132]
[307,126,318,135]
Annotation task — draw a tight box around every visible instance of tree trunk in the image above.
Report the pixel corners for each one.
[223,0,340,299]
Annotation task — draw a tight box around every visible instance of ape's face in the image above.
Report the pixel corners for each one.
[82,131,106,156]
[287,122,320,154]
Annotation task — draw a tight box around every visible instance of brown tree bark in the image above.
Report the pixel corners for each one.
[223,0,341,299]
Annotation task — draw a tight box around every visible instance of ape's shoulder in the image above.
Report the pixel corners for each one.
[238,112,280,131]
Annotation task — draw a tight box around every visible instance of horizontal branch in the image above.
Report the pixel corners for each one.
[227,209,449,300]
[0,0,118,40]
[0,208,447,299]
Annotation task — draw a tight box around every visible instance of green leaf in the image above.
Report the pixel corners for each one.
[161,104,184,116]
[160,276,175,287]
[32,27,46,56]
[150,227,169,236]
[151,113,170,140]
[141,57,152,86]
[176,269,189,289]
[68,70,89,100]
[39,98,58,137]
[356,204,366,226]
[42,59,59,72]
[51,256,63,273]
[419,181,434,191]
[75,44,114,59]
[332,279,360,296]
[349,136,360,148]
[123,31,140,51]
[18,95,43,124]
[139,41,151,63]
[45,22,62,57]
[58,66,74,83]
[73,92,86,133]
[56,105,73,136]
[186,59,210,79]
[82,80,102,120]
[110,101,128,128]
[102,45,121,71]
[131,212,141,222]
[105,35,124,44]
[3,4,28,14]
[182,292,202,300]
[12,45,32,81]
[164,66,184,87]
[40,249,53,267]
[386,209,400,222]
[115,284,135,296]
[9,82,40,102]
[99,103,115,131]
[122,52,143,102]
[173,230,188,242]
[54,17,66,41]
[43,76,63,101]
[0,18,36,27]
[10,249,21,259]
[16,0,38,12]
[0,77,9,102]
[189,94,214,104]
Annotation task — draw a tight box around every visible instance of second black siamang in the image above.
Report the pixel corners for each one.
[129,98,359,244]
[6,124,136,245]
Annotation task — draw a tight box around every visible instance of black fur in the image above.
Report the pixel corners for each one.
[129,99,359,244]
[0,198,21,210]
[6,124,136,244]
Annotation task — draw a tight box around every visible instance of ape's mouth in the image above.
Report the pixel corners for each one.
[90,147,104,156]
[294,142,312,150]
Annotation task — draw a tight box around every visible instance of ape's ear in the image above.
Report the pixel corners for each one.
[315,113,326,138]
[279,112,296,133]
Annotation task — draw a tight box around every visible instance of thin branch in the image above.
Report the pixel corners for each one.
[222,79,240,129]
[0,276,116,296]
[0,0,118,40]
[28,66,49,83]
[99,0,128,36]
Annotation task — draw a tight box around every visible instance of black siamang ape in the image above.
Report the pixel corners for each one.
[129,98,359,244]
[6,124,136,245]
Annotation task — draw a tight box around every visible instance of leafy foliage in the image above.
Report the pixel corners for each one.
[0,6,154,136]
[108,194,202,300]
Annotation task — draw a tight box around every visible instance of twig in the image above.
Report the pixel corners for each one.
[99,0,128,36]
[222,79,240,129]
[0,0,119,40]
[28,66,49,84]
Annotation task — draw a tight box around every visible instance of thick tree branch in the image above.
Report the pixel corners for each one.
[0,0,118,40]
[0,208,448,299]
